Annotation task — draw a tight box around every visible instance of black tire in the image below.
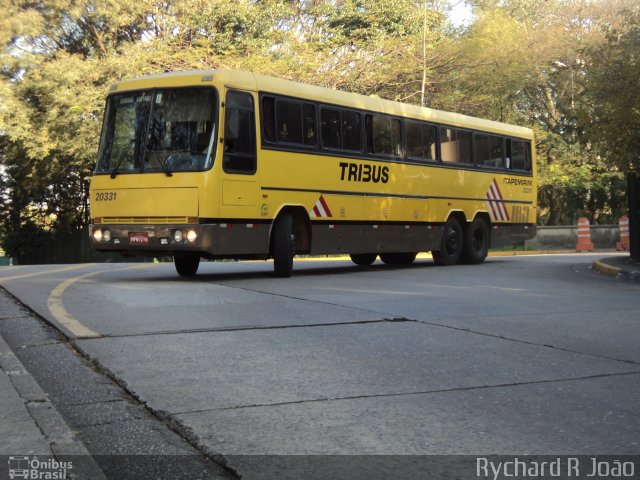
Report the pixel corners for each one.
[461,217,490,264]
[432,217,463,266]
[379,252,417,265]
[272,213,295,277]
[350,253,378,266]
[174,254,200,276]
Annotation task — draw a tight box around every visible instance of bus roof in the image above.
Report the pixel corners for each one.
[111,70,533,140]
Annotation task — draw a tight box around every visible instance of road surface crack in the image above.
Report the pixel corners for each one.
[172,370,640,415]
[412,318,640,366]
[92,318,414,339]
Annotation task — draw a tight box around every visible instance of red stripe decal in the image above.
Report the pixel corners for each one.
[318,195,332,218]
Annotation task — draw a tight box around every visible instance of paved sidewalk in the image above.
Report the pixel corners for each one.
[0,293,106,479]
[593,254,640,280]
[0,344,52,456]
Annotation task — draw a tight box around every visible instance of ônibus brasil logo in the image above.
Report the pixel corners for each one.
[8,456,73,479]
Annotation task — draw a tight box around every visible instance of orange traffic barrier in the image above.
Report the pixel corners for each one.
[576,217,594,252]
[616,216,630,251]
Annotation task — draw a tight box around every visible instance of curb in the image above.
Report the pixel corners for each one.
[295,250,577,262]
[593,259,621,277]
[0,335,87,457]
[0,312,107,478]
[488,250,575,257]
[592,258,640,281]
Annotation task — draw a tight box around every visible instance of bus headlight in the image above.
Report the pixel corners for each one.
[93,229,103,242]
[186,229,197,243]
[103,230,111,242]
[173,230,183,243]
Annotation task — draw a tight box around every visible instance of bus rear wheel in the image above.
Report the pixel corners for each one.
[380,253,417,265]
[174,254,200,276]
[350,253,377,266]
[433,217,463,266]
[461,217,490,264]
[272,213,295,277]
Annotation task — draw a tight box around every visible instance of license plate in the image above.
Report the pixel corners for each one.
[128,232,149,244]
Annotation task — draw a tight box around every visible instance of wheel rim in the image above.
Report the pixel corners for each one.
[445,225,460,255]
[472,228,484,252]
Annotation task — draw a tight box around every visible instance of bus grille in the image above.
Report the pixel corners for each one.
[102,216,190,225]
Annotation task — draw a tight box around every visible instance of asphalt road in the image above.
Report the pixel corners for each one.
[1,254,639,478]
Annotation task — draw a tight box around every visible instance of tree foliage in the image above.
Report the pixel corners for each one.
[458,0,635,224]
[586,3,640,173]
[1,0,638,259]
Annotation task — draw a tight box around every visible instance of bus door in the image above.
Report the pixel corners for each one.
[221,89,258,214]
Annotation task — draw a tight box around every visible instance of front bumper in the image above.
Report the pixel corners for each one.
[89,223,215,257]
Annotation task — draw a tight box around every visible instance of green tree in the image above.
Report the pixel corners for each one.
[448,0,630,224]
[0,1,151,260]
[586,4,640,172]
[2,0,637,263]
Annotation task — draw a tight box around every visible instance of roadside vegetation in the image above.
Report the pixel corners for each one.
[1,0,638,260]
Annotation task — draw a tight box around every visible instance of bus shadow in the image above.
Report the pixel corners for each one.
[126,258,443,283]
[184,258,440,282]
[97,256,506,286]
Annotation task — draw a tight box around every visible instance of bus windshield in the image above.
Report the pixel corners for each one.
[96,87,217,175]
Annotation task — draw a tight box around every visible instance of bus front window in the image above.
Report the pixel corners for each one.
[96,87,217,175]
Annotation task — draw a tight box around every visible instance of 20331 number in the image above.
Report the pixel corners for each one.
[95,191,117,201]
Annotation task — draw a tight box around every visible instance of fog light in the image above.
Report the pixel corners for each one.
[103,230,111,242]
[173,230,183,243]
[93,229,103,242]
[186,229,197,243]
[160,238,168,245]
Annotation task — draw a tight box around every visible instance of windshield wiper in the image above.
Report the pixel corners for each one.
[143,150,174,177]
[110,139,135,179]
[157,154,173,177]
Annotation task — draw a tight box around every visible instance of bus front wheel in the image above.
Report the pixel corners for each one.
[433,217,463,266]
[174,254,200,276]
[272,213,295,277]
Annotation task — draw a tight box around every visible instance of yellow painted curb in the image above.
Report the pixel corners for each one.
[295,250,579,261]
[593,260,622,277]
[592,259,621,277]
[488,250,575,257]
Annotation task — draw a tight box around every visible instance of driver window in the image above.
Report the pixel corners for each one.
[224,91,256,174]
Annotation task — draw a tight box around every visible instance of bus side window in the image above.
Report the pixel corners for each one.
[302,103,316,146]
[276,100,303,144]
[524,141,532,172]
[507,139,527,171]
[406,121,422,160]
[224,91,256,174]
[491,136,505,168]
[475,134,505,168]
[406,121,436,162]
[261,96,276,143]
[367,114,401,157]
[342,110,362,151]
[423,124,437,161]
[441,127,472,165]
[269,99,316,147]
[321,107,341,149]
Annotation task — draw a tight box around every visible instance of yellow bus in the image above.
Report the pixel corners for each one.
[89,70,536,277]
